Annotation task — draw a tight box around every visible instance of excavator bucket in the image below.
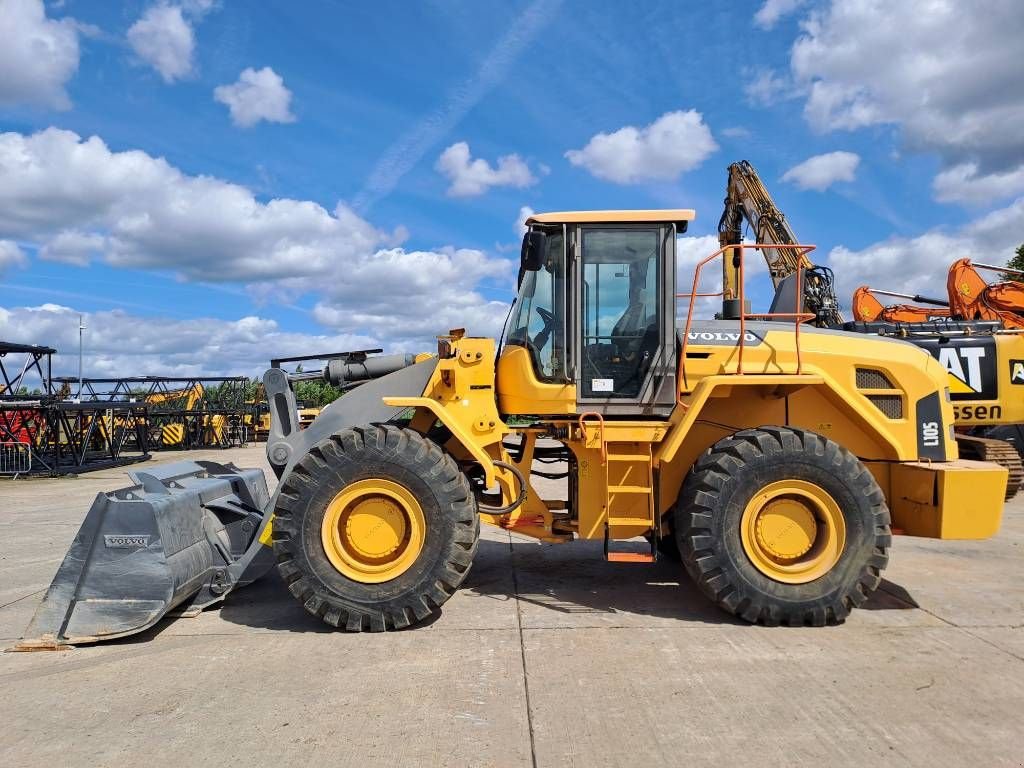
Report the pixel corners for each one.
[948,258,991,319]
[15,460,274,649]
[852,286,885,322]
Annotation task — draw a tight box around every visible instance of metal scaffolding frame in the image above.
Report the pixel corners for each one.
[0,341,55,397]
[52,375,257,450]
[0,343,151,476]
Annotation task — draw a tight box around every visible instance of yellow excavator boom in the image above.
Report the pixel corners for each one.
[718,160,842,325]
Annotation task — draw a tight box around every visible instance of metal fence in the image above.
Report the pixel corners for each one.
[0,441,31,478]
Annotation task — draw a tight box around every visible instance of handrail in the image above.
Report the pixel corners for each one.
[578,411,607,465]
[676,243,817,403]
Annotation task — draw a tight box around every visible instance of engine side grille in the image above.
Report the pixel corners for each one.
[856,368,895,390]
[866,394,903,419]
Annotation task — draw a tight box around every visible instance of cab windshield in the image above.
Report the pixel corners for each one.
[502,229,566,382]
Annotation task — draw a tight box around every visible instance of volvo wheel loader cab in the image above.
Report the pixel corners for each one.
[18,208,1009,649]
[498,210,683,416]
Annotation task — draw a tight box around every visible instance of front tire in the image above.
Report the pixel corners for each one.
[271,425,479,631]
[674,427,890,626]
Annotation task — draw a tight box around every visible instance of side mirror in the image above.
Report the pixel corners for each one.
[520,230,546,272]
[518,230,547,289]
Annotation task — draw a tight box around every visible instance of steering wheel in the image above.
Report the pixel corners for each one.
[532,307,556,349]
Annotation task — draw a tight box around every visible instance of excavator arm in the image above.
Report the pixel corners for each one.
[852,286,951,323]
[718,160,842,325]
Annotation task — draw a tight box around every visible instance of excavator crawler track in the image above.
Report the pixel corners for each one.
[956,434,1023,500]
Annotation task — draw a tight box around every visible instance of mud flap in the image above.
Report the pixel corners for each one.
[15,460,274,649]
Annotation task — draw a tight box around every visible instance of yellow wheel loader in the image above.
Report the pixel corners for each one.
[17,209,1008,648]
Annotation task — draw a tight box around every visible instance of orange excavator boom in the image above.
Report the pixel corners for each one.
[851,286,951,323]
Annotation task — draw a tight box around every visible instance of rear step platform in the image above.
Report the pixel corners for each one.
[603,524,657,563]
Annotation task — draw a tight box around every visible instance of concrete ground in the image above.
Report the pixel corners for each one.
[1,446,1022,768]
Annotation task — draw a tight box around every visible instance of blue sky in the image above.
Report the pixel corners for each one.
[1,0,1022,376]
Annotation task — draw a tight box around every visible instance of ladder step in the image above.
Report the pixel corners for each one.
[606,551,655,563]
[608,485,652,494]
[607,517,654,527]
[606,453,650,462]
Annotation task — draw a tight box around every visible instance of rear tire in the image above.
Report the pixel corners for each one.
[674,427,890,626]
[271,424,479,631]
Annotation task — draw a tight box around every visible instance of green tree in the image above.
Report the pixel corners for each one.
[1006,243,1024,280]
[294,379,342,408]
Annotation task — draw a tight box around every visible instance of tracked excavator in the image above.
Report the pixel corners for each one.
[17,205,1008,649]
[852,260,1024,496]
[716,161,1024,498]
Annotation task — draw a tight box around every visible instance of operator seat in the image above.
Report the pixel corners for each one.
[611,288,649,356]
[608,288,659,396]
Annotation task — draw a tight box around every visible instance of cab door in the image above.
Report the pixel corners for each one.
[572,223,677,417]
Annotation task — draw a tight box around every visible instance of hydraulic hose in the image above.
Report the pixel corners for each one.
[477,459,528,515]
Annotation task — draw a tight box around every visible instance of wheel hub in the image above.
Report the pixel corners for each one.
[345,497,407,559]
[740,480,846,584]
[754,498,816,561]
[321,479,426,584]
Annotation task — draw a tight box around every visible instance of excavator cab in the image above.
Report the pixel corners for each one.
[498,211,686,417]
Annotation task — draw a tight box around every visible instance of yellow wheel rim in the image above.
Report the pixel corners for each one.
[321,479,426,584]
[740,480,846,584]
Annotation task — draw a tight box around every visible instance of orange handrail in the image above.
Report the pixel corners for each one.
[676,244,817,403]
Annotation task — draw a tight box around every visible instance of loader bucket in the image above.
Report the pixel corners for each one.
[15,460,274,649]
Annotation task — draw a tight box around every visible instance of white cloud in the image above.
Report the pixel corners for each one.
[214,67,296,128]
[515,206,535,236]
[781,151,860,191]
[754,0,807,29]
[0,303,380,378]
[0,240,28,276]
[565,110,718,184]
[0,0,81,109]
[827,196,1024,302]
[38,230,106,265]
[721,126,752,140]
[310,245,511,344]
[435,142,537,197]
[789,0,1024,173]
[127,2,210,83]
[677,234,769,281]
[676,235,722,278]
[0,128,384,281]
[932,163,1024,206]
[743,68,794,107]
[0,127,515,349]
[675,235,771,318]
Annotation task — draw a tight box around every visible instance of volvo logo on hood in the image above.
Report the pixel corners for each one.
[685,329,763,346]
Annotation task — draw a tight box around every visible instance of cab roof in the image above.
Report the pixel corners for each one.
[526,209,696,226]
